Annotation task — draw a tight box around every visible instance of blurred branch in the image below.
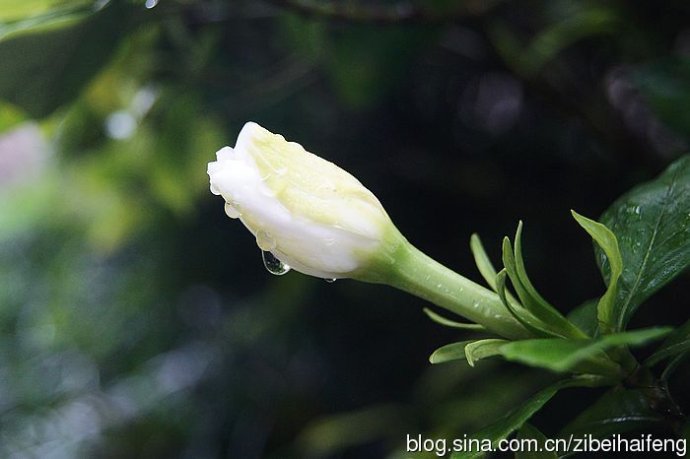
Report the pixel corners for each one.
[484,21,670,171]
[264,0,497,24]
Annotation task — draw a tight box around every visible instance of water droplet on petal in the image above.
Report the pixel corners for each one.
[262,251,290,275]
[256,231,276,251]
[324,278,336,283]
[224,202,241,219]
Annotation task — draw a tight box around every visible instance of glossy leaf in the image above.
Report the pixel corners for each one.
[598,155,690,330]
[499,328,671,375]
[571,211,622,334]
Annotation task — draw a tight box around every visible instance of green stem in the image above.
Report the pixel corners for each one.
[369,241,531,339]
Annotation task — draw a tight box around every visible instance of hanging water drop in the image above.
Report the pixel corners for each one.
[256,230,276,251]
[224,201,241,219]
[261,251,290,275]
[324,278,336,283]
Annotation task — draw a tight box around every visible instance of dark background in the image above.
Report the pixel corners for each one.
[0,1,689,457]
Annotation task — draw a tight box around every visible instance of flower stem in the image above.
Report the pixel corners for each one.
[372,241,531,339]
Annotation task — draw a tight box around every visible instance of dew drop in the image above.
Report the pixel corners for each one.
[224,202,241,219]
[262,251,290,275]
[256,231,276,251]
[324,278,336,283]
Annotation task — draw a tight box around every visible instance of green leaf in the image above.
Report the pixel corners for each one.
[429,341,472,364]
[645,319,690,367]
[571,211,623,335]
[499,328,671,375]
[429,339,508,366]
[450,380,572,459]
[465,339,508,367]
[0,1,90,22]
[566,299,598,338]
[0,2,130,118]
[561,388,665,439]
[515,423,557,459]
[423,307,486,331]
[503,231,584,338]
[598,155,690,330]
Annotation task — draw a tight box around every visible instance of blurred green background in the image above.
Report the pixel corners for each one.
[0,0,689,457]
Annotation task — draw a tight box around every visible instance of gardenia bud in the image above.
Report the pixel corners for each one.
[207,122,403,280]
[208,122,529,339]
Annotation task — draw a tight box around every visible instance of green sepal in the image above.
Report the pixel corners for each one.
[465,339,509,367]
[423,307,486,331]
[496,269,561,338]
[503,225,586,339]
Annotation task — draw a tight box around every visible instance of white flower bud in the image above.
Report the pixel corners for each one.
[207,122,401,280]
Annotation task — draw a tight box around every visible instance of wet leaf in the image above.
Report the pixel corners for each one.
[597,155,690,330]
